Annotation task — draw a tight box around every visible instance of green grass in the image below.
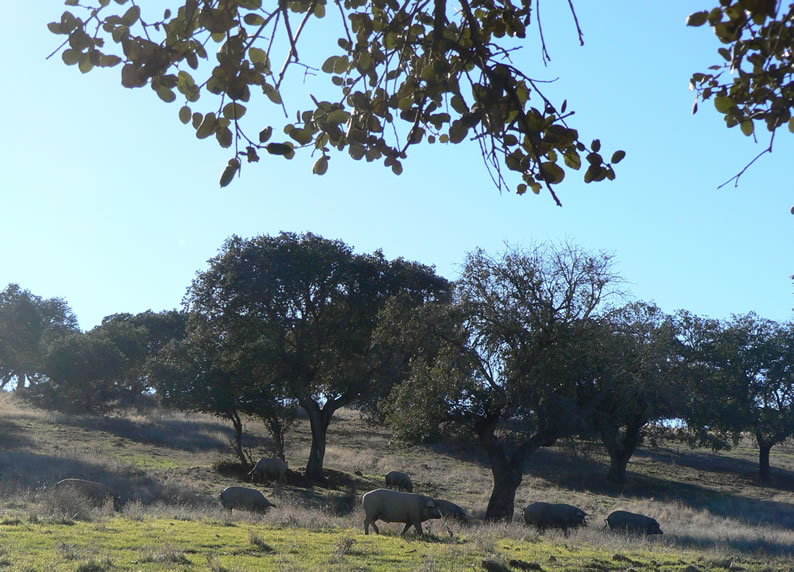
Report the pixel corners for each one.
[1,515,781,571]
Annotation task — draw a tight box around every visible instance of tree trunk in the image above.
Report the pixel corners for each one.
[303,401,334,482]
[477,424,523,521]
[228,409,248,468]
[601,422,642,485]
[607,450,631,484]
[485,466,522,521]
[758,442,772,482]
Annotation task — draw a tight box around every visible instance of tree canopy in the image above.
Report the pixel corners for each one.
[581,302,679,484]
[381,242,620,520]
[676,311,794,481]
[185,232,450,480]
[0,284,79,391]
[47,0,626,205]
[687,1,794,188]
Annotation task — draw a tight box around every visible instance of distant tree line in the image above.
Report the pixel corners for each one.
[2,233,793,520]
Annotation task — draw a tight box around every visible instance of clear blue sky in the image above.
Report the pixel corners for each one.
[2,2,792,330]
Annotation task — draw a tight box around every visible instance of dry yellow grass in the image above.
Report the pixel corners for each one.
[1,390,793,568]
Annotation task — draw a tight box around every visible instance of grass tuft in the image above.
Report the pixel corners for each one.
[75,558,113,572]
[139,545,192,565]
[248,529,275,552]
[334,535,356,557]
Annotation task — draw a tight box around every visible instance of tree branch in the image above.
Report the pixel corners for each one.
[717,131,775,189]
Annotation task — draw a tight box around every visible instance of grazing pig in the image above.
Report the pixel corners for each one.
[522,502,587,533]
[219,486,276,513]
[362,488,441,536]
[55,478,118,509]
[248,457,287,484]
[433,498,470,524]
[604,510,663,535]
[384,470,413,492]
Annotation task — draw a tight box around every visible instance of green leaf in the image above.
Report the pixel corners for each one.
[61,49,81,66]
[714,95,735,113]
[358,51,373,72]
[259,126,273,143]
[540,162,565,184]
[99,54,122,67]
[686,11,708,26]
[333,56,349,74]
[740,120,754,136]
[289,128,314,145]
[219,159,240,188]
[326,109,350,124]
[789,118,794,133]
[263,84,282,104]
[312,156,328,175]
[321,56,336,74]
[563,151,581,170]
[266,142,294,156]
[586,152,603,166]
[450,95,468,114]
[121,5,140,26]
[391,160,403,175]
[249,47,268,68]
[610,150,626,164]
[216,126,233,148]
[243,13,265,25]
[155,84,176,102]
[121,64,147,88]
[179,105,191,124]
[196,112,217,139]
[591,139,601,152]
[448,121,468,144]
[223,102,247,120]
[78,53,94,74]
[348,144,366,160]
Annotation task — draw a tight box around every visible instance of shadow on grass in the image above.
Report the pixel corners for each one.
[428,439,794,531]
[635,446,794,492]
[671,532,794,559]
[48,413,273,454]
[520,448,794,531]
[0,418,35,451]
[0,449,218,509]
[271,468,384,516]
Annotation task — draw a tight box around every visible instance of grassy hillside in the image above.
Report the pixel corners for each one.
[0,392,792,571]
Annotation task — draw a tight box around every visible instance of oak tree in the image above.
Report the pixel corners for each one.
[185,232,449,480]
[147,312,293,466]
[0,284,79,391]
[677,311,794,481]
[382,242,619,520]
[581,302,679,484]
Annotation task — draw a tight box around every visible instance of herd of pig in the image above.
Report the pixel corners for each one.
[51,463,663,537]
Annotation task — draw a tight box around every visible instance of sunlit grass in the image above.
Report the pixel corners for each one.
[1,390,794,570]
